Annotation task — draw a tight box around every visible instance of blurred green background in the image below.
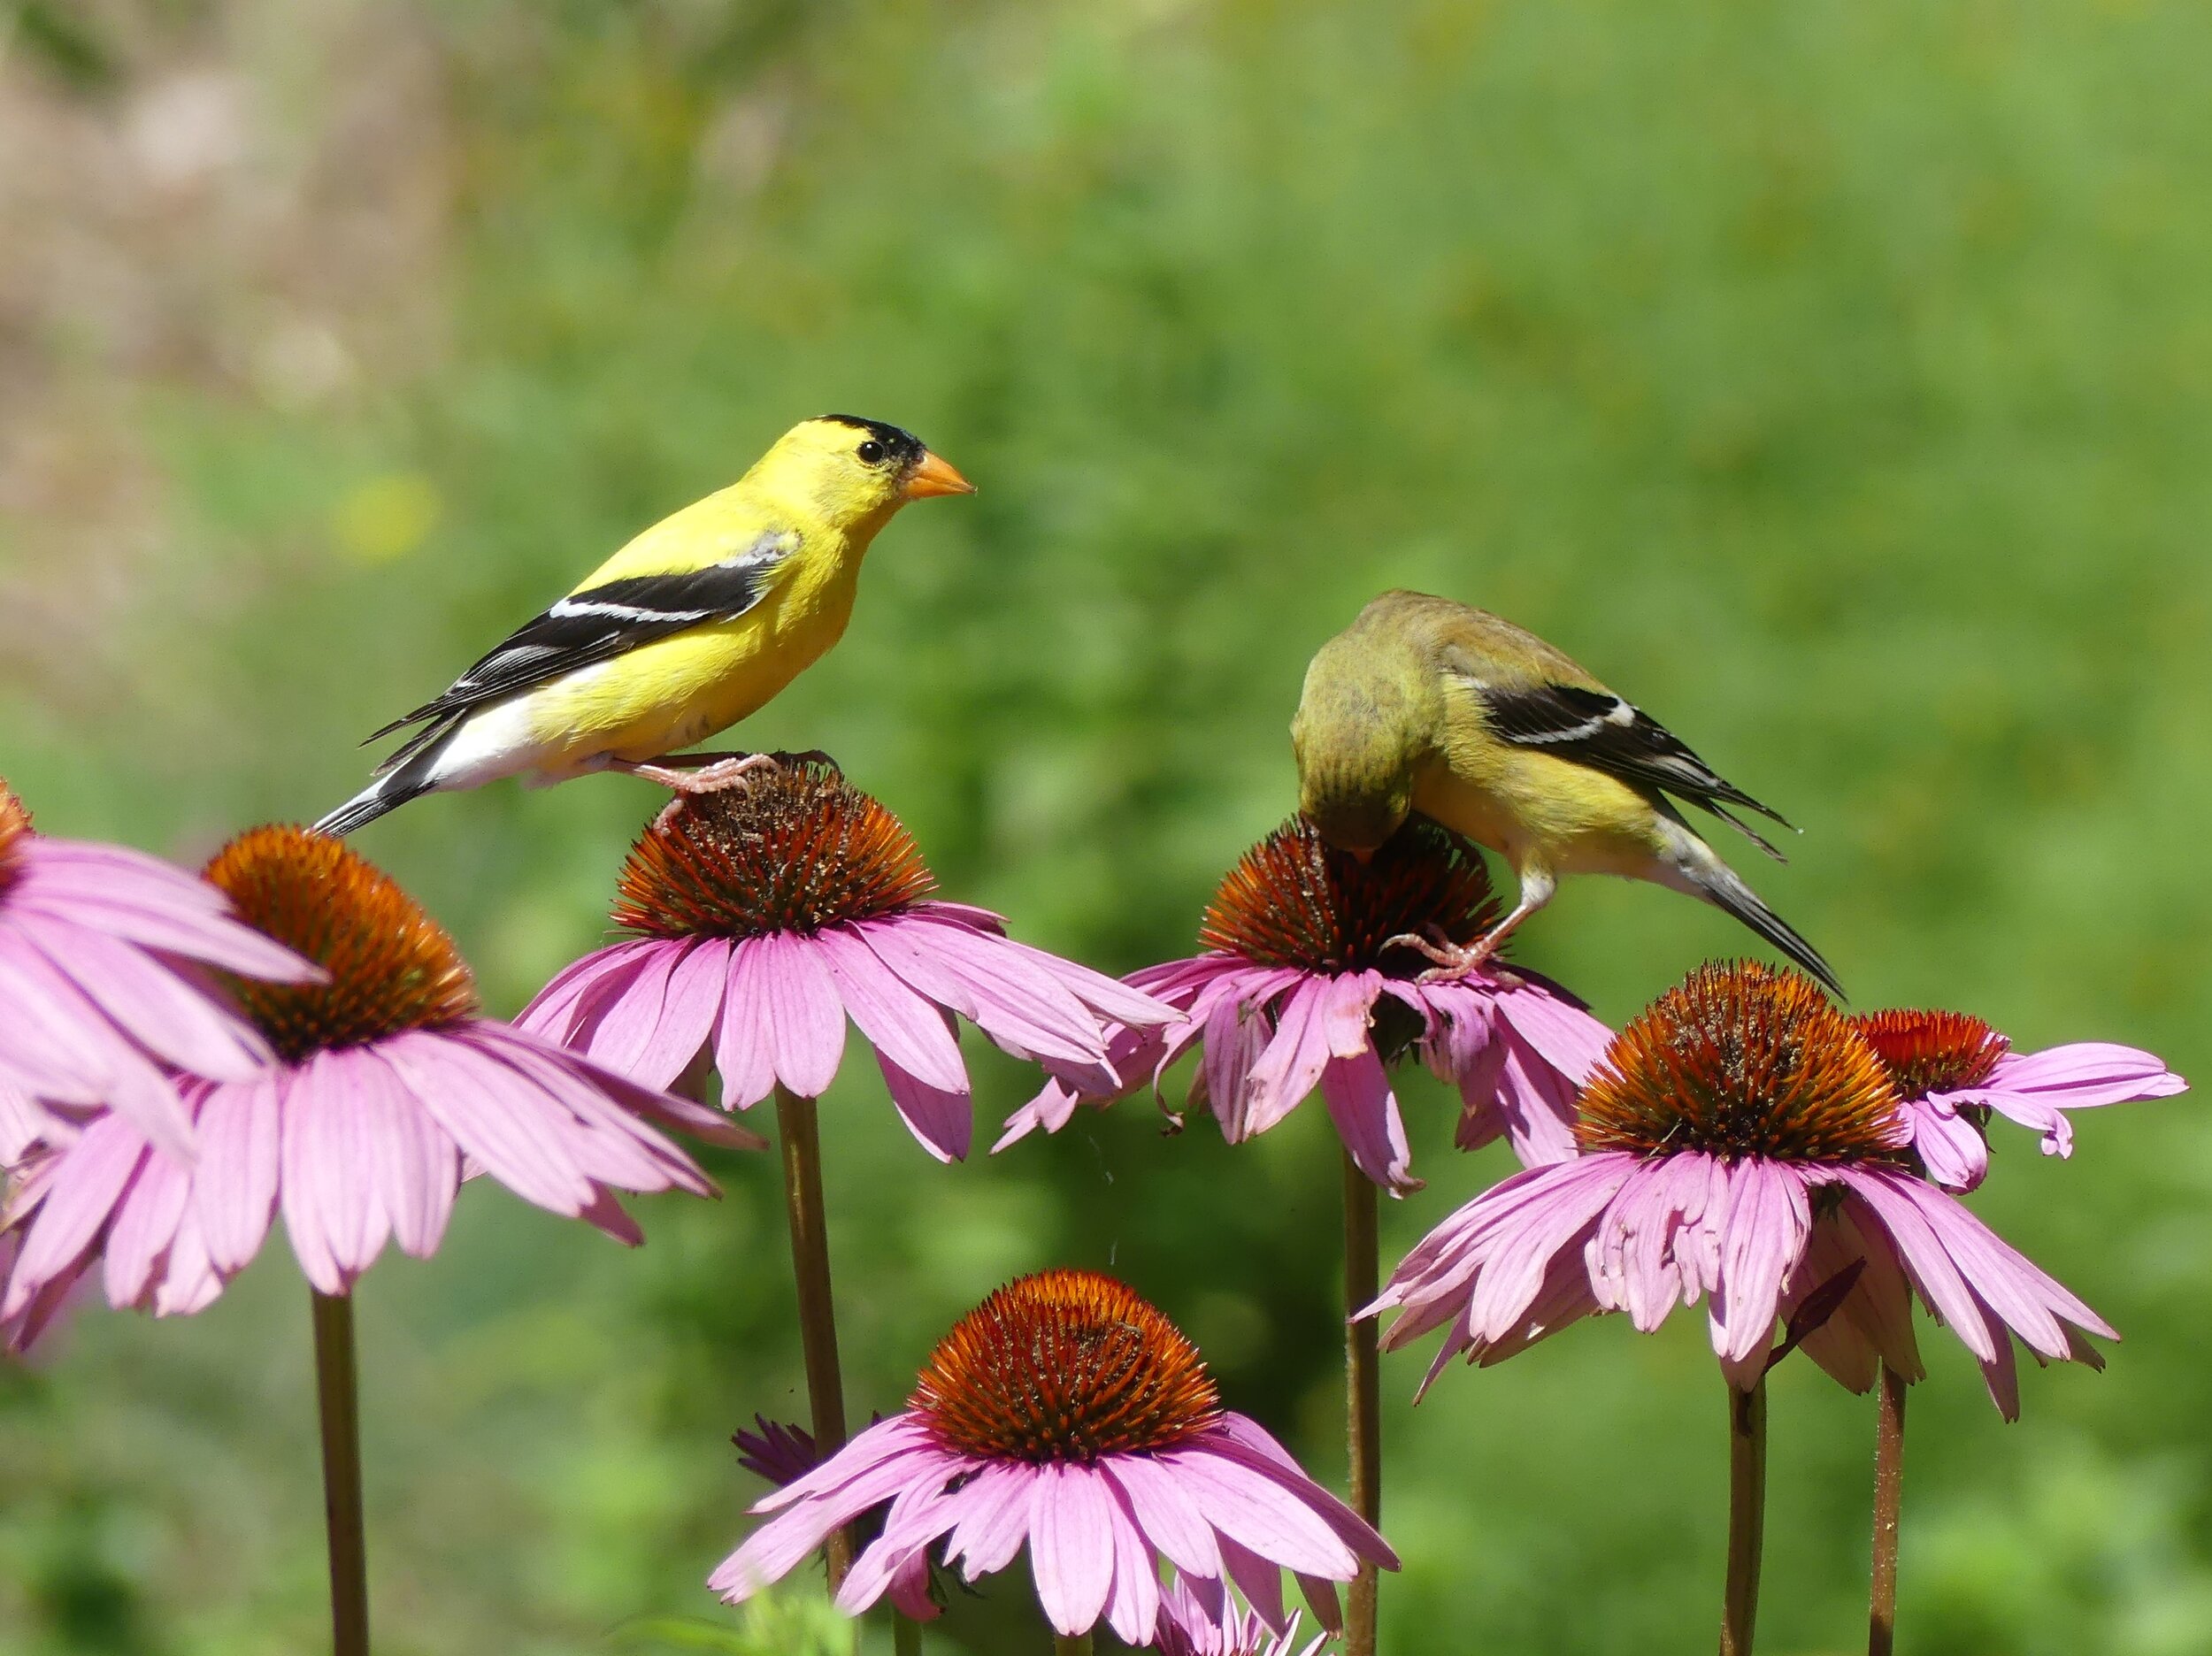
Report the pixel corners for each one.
[3,0,2208,1651]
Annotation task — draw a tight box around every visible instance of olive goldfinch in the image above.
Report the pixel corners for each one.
[1292,589,1841,995]
[316,416,972,835]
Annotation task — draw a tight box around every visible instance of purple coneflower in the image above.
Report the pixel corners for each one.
[991,815,1604,1656]
[1850,1007,2185,1192]
[711,1269,1395,1654]
[1,825,754,1655]
[1371,961,2117,1656]
[1845,1005,2181,1652]
[996,816,1608,1189]
[0,778,315,1158]
[2,825,754,1330]
[517,767,1171,1164]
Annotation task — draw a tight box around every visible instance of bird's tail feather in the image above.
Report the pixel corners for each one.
[313,773,432,837]
[1684,859,1845,1000]
[314,717,459,836]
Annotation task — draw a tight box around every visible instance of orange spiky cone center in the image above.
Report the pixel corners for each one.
[911,1269,1223,1464]
[204,825,478,1062]
[1199,815,1498,978]
[611,764,935,939]
[1849,1008,2009,1100]
[1576,960,1908,1163]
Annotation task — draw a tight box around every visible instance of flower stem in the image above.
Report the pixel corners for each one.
[1720,1378,1768,1656]
[1868,1361,1908,1656]
[1342,1149,1382,1656]
[1052,1636,1092,1656]
[895,1614,924,1656]
[774,1085,854,1590]
[311,1289,369,1656]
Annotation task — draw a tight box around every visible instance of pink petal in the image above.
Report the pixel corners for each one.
[858,916,1109,1068]
[713,937,780,1110]
[757,933,847,1100]
[381,1031,595,1215]
[195,1077,281,1273]
[6,1115,147,1314]
[1708,1161,1809,1369]
[1319,1046,1416,1194]
[1029,1463,1118,1636]
[876,1051,973,1162]
[353,1047,459,1258]
[942,1460,1041,1579]
[1154,1443,1356,1576]
[102,1144,193,1307]
[11,915,262,1080]
[815,926,970,1093]
[1104,1453,1224,1580]
[1240,978,1338,1138]
[1100,1479,1162,1644]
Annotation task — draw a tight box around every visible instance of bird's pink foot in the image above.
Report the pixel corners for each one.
[618,752,781,794]
[1382,925,1521,986]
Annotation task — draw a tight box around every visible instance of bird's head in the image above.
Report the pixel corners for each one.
[759,415,974,527]
[1290,627,1430,856]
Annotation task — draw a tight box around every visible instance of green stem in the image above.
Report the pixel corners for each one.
[1868,1362,1908,1656]
[775,1085,854,1590]
[311,1290,369,1656]
[1343,1150,1382,1656]
[1052,1635,1092,1656]
[1720,1379,1768,1656]
[894,1613,924,1656]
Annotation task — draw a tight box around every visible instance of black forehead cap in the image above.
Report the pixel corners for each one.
[818,414,926,463]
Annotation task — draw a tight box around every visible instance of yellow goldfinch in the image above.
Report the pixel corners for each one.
[316,416,973,835]
[1291,589,1842,995]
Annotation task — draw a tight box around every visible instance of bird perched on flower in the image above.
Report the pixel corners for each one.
[316,416,973,835]
[1292,589,1840,995]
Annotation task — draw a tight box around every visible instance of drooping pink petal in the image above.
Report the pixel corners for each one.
[1217,1534,1289,1633]
[941,1460,1041,1580]
[1030,1462,1118,1635]
[352,1046,459,1258]
[4,1115,147,1315]
[380,1031,596,1216]
[1102,1452,1224,1581]
[1100,1476,1163,1644]
[1709,1160,1810,1376]
[100,1146,191,1308]
[757,932,848,1100]
[1904,1096,1991,1192]
[1319,1046,1416,1194]
[194,1076,281,1273]
[1239,978,1342,1138]
[815,925,971,1094]
[861,916,1110,1068]
[1155,1441,1358,1577]
[876,1049,973,1162]
[713,937,780,1110]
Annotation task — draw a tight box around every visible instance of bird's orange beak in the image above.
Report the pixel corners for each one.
[902,450,976,500]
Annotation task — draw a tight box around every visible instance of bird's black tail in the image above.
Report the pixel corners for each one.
[313,771,434,837]
[1686,858,1846,1000]
[312,717,459,837]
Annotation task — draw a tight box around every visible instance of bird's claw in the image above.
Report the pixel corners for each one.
[1383,927,1517,986]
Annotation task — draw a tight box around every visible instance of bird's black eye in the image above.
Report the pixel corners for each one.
[856,440,887,464]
